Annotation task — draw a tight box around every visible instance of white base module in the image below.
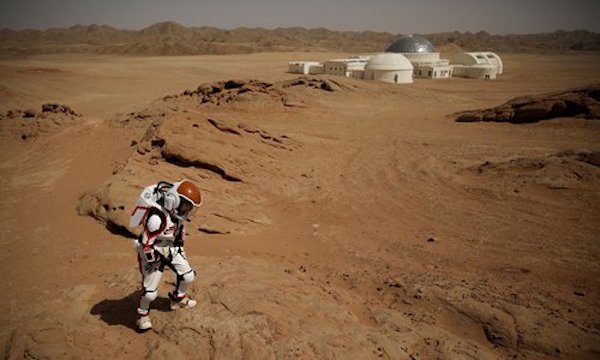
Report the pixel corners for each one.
[364,53,414,84]
[452,64,498,79]
[287,35,504,84]
[288,61,322,75]
[449,52,503,74]
[413,63,453,79]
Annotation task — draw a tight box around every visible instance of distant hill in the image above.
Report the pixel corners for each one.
[1,21,599,56]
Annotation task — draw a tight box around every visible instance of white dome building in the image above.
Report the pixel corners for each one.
[448,52,503,79]
[386,35,435,53]
[364,53,414,84]
[449,52,503,75]
[385,34,452,79]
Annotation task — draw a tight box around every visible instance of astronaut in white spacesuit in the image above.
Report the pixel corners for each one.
[130,180,203,331]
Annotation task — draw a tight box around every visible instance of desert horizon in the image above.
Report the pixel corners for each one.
[4,20,598,35]
[1,21,600,58]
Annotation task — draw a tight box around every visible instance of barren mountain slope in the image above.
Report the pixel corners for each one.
[1,22,599,56]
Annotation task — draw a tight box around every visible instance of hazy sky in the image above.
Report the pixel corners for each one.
[1,0,598,34]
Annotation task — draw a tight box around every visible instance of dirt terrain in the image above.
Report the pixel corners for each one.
[0,52,599,359]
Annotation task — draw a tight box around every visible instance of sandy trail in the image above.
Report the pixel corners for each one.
[0,52,599,359]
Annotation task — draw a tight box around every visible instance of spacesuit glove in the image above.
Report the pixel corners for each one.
[174,227,185,247]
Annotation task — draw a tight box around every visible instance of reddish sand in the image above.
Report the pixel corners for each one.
[0,52,598,359]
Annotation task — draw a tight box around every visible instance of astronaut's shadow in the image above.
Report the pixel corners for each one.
[90,289,173,332]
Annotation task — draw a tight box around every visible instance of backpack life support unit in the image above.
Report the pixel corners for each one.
[130,181,173,227]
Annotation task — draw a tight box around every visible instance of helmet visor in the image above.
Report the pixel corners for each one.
[176,197,196,218]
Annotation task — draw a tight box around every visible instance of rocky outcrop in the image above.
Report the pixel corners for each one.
[446,299,518,350]
[455,85,600,123]
[280,76,349,92]
[165,77,349,108]
[182,79,284,106]
[464,150,600,191]
[0,103,83,141]
[2,103,81,119]
[76,181,135,238]
[78,78,324,237]
[79,76,356,238]
[41,103,81,116]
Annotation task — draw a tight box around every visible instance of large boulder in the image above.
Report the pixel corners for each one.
[455,84,600,123]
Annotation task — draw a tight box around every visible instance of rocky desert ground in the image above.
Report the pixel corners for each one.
[0,51,599,359]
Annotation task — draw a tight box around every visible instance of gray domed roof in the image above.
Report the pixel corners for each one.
[386,35,436,54]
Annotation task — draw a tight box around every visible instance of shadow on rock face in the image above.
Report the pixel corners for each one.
[90,290,172,332]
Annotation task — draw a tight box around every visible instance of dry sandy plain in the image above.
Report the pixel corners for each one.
[0,52,599,359]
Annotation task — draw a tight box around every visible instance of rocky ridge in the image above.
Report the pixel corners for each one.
[76,77,345,238]
[455,85,600,123]
[2,22,599,56]
[0,103,82,140]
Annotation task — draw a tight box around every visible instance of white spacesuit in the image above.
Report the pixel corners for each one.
[130,180,203,331]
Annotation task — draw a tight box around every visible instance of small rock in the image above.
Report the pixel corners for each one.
[320,80,340,92]
[224,79,246,89]
[283,99,308,108]
[574,291,585,297]
[6,109,20,118]
[577,151,600,167]
[456,113,482,122]
[384,278,403,288]
[42,103,59,112]
[23,109,36,118]
[427,237,436,242]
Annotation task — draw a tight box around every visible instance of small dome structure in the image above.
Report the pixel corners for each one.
[365,53,413,84]
[386,35,436,54]
[365,53,413,71]
[449,51,504,76]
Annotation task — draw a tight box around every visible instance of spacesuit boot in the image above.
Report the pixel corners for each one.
[136,315,153,331]
[169,291,197,310]
[136,268,161,331]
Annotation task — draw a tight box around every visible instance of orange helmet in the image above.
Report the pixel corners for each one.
[176,180,202,207]
[164,180,202,220]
